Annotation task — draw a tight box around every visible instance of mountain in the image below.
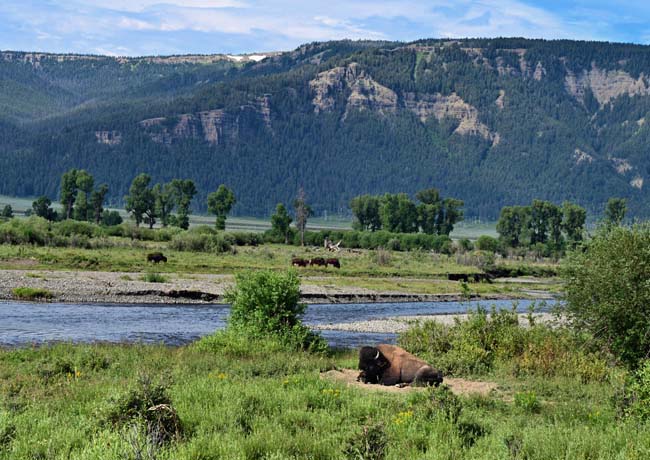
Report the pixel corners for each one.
[2,38,650,219]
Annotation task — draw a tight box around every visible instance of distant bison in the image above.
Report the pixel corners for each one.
[447,273,491,283]
[309,257,326,267]
[291,257,309,267]
[357,344,443,387]
[147,252,167,264]
[325,258,341,268]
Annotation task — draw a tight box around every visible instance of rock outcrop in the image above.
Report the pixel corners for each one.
[565,64,650,106]
[310,63,398,118]
[403,92,496,142]
[139,109,238,146]
[95,131,122,146]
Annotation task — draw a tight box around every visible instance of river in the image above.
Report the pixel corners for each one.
[0,299,555,348]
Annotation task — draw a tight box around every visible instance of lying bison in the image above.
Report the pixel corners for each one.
[357,344,443,387]
[147,252,167,263]
[309,257,326,267]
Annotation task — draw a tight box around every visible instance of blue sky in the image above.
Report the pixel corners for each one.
[1,1,650,56]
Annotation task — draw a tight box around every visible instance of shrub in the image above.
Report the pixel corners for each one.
[12,287,53,300]
[623,360,650,420]
[343,422,387,460]
[225,270,326,352]
[141,273,168,283]
[476,235,499,252]
[514,391,541,414]
[563,224,650,367]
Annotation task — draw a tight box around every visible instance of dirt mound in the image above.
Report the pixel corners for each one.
[321,369,497,396]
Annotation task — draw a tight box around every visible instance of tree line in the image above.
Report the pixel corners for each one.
[349,188,464,236]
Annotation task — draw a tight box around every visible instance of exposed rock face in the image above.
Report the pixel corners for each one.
[573,148,593,165]
[95,131,122,146]
[139,109,238,145]
[611,157,633,174]
[495,90,505,109]
[310,63,398,117]
[565,64,650,105]
[631,176,644,189]
[403,92,496,141]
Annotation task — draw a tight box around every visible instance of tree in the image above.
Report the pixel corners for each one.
[562,201,586,248]
[563,224,650,367]
[171,179,197,230]
[73,170,94,221]
[102,210,123,226]
[1,205,12,218]
[32,196,56,221]
[271,203,293,244]
[380,193,418,233]
[416,188,442,235]
[350,195,381,231]
[125,174,156,228]
[497,206,530,247]
[207,184,236,230]
[89,184,108,225]
[60,169,78,220]
[438,198,464,236]
[604,197,627,226]
[153,183,175,228]
[293,187,312,246]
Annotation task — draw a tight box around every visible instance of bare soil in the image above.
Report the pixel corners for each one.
[321,368,498,396]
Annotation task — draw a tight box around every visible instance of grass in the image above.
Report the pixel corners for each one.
[11,286,53,300]
[141,272,168,283]
[0,327,647,459]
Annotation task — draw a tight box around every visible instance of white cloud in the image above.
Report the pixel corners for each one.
[81,1,247,13]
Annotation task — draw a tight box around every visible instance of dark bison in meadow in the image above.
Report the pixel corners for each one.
[291,257,309,267]
[325,258,340,268]
[147,252,167,263]
[357,344,443,387]
[309,257,326,267]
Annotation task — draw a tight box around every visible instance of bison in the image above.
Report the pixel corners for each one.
[357,344,443,387]
[325,258,341,268]
[309,257,326,267]
[147,252,167,263]
[291,257,309,267]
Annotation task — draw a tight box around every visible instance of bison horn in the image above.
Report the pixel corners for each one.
[374,350,380,360]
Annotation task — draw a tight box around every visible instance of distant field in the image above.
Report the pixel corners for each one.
[0,194,496,237]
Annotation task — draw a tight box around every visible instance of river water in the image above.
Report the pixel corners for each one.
[0,299,555,349]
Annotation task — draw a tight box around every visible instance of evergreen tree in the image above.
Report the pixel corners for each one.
[207,184,236,230]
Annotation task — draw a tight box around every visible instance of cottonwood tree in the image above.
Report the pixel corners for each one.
[171,179,197,230]
[207,184,236,230]
[89,184,109,224]
[1,205,13,218]
[604,197,627,227]
[562,201,586,248]
[293,187,312,246]
[73,170,94,221]
[350,194,381,231]
[32,196,57,221]
[60,169,78,219]
[271,203,293,244]
[125,173,156,228]
[153,182,175,227]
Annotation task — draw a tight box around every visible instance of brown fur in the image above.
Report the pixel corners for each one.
[357,344,443,387]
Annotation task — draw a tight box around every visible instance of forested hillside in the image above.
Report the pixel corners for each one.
[2,39,650,218]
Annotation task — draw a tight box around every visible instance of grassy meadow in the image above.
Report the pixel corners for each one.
[1,319,648,460]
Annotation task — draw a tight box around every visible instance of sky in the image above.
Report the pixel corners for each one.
[1,1,650,56]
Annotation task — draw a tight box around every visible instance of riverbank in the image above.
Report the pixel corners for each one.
[0,269,554,304]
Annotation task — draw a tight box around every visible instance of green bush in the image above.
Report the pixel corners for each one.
[476,235,499,252]
[225,270,326,352]
[12,287,53,300]
[623,360,650,420]
[514,391,541,414]
[141,273,168,283]
[563,224,650,367]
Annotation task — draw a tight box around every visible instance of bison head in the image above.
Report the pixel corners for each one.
[357,346,390,383]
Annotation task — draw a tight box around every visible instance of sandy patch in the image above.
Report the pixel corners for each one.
[321,369,498,396]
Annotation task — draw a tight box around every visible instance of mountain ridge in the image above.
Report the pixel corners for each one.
[2,38,650,218]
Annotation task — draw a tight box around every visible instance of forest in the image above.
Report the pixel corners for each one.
[2,38,650,218]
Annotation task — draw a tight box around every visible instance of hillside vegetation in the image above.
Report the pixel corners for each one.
[3,39,650,217]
